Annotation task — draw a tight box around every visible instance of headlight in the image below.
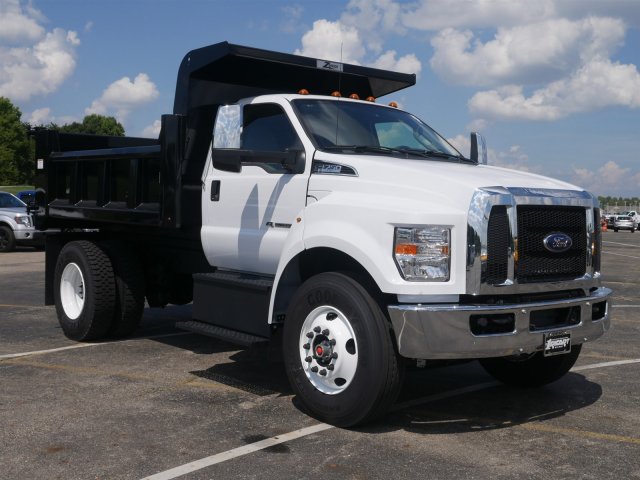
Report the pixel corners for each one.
[394,226,451,281]
[14,215,32,227]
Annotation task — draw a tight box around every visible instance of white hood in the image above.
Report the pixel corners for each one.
[311,153,583,212]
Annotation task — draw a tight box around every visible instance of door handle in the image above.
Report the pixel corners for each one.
[211,180,221,201]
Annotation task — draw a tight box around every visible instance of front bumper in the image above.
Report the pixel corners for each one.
[14,228,44,245]
[388,287,612,359]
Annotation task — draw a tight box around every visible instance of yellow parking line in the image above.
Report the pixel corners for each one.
[520,423,640,445]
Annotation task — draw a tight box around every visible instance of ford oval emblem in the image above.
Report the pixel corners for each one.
[543,233,573,253]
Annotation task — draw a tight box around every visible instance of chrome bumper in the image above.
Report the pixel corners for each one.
[388,287,612,359]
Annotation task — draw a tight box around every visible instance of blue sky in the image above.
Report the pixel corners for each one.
[2,0,639,198]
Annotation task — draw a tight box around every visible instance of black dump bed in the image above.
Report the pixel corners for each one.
[33,41,415,231]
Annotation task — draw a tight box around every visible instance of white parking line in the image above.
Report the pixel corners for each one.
[602,251,640,260]
[603,240,640,248]
[140,424,334,480]
[0,332,191,360]
[139,358,640,480]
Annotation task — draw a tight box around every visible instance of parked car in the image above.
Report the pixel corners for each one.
[0,191,42,252]
[613,215,637,233]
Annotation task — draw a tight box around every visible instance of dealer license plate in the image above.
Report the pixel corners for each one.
[543,331,571,357]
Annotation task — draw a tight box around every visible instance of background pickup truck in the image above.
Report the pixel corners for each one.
[0,191,41,252]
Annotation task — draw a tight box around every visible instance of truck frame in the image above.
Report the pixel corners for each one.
[32,42,612,427]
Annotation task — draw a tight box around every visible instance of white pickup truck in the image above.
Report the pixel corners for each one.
[32,42,611,427]
[0,191,41,252]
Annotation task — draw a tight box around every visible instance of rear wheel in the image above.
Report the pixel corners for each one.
[0,226,15,252]
[479,344,582,387]
[54,241,115,340]
[283,272,403,427]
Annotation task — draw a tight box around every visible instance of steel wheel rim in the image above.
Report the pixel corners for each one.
[60,262,85,320]
[299,306,358,394]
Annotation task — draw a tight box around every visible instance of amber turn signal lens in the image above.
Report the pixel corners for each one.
[366,96,376,102]
[395,243,418,255]
[331,91,342,97]
[298,88,309,95]
[349,93,360,99]
[388,101,398,108]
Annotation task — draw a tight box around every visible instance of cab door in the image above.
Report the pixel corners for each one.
[201,100,309,275]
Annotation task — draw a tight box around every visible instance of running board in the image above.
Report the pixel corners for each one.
[175,320,269,347]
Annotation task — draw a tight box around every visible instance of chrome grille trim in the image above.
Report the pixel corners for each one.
[466,187,600,295]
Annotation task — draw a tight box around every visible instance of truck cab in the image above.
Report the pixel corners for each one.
[32,42,611,427]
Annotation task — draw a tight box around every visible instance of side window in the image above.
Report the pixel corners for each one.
[242,104,302,152]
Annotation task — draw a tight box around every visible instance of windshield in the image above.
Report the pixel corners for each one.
[0,192,26,208]
[292,99,463,160]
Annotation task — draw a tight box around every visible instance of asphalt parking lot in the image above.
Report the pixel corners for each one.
[1,231,639,480]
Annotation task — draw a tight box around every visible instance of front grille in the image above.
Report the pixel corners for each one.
[516,206,586,283]
[486,205,509,284]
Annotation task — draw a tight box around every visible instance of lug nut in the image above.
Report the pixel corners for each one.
[319,369,327,376]
[303,343,310,350]
[313,326,321,333]
[327,364,334,371]
[322,329,330,336]
[305,356,312,363]
[329,339,336,346]
[311,366,318,373]
[326,312,338,320]
[306,332,314,338]
[331,352,338,359]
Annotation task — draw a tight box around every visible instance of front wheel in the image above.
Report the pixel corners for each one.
[479,344,582,387]
[282,272,403,427]
[0,226,16,252]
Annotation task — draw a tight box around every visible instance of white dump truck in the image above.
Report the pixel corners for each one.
[31,42,611,426]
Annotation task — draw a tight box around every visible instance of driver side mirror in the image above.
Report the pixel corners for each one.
[470,132,487,165]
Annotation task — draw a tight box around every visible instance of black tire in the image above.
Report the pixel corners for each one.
[100,241,145,338]
[479,344,582,387]
[53,241,116,341]
[282,272,403,427]
[0,226,16,252]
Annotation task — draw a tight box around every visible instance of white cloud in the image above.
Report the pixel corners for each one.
[0,0,45,43]
[469,58,640,121]
[86,73,159,121]
[571,161,640,196]
[341,0,404,53]
[23,107,77,126]
[430,17,625,87]
[25,107,51,125]
[295,17,420,74]
[280,5,304,34]
[0,19,80,102]
[295,19,365,64]
[140,119,162,138]
[402,0,557,31]
[370,50,421,75]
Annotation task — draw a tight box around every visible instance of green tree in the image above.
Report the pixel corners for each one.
[59,114,125,136]
[0,97,32,185]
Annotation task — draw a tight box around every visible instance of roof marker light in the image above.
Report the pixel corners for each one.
[349,93,360,100]
[331,91,342,97]
[298,88,309,95]
[388,101,398,108]
[366,96,376,102]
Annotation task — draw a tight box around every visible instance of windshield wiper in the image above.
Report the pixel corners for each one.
[321,145,414,156]
[401,148,471,162]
